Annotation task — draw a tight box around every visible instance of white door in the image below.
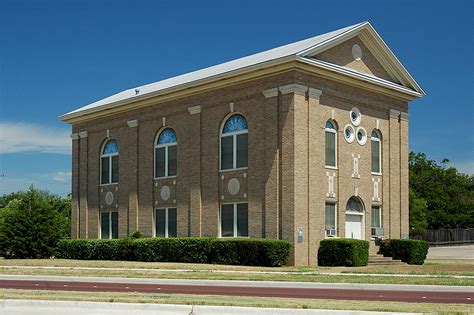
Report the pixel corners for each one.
[345,214,363,239]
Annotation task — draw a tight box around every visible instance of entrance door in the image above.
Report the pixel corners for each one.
[345,214,363,239]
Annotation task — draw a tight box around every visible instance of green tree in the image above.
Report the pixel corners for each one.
[409,152,474,230]
[0,186,70,258]
[409,188,428,235]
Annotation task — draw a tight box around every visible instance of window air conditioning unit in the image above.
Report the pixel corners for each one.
[371,227,384,238]
[325,229,337,237]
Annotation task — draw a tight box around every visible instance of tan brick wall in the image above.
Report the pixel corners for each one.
[71,69,410,265]
[71,137,79,239]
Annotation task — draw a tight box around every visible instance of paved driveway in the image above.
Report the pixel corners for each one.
[427,245,474,260]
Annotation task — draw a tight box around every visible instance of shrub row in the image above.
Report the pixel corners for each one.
[56,237,290,267]
[317,238,369,267]
[379,239,429,265]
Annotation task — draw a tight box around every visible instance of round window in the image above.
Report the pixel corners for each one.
[350,107,361,126]
[344,125,355,143]
[356,127,367,145]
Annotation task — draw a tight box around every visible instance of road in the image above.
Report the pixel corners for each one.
[427,245,474,260]
[0,278,471,304]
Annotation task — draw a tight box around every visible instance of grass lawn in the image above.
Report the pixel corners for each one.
[0,288,472,314]
[0,259,472,286]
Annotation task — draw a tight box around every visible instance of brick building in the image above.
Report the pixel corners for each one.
[60,22,424,265]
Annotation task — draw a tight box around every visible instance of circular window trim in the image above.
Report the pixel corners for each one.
[350,107,362,126]
[344,124,355,143]
[352,44,362,61]
[356,127,367,145]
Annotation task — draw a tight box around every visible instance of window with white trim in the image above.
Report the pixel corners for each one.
[155,208,177,237]
[325,202,337,237]
[220,114,248,170]
[100,139,119,185]
[100,211,118,239]
[155,128,177,178]
[325,120,337,167]
[371,130,381,173]
[220,203,248,237]
[371,205,382,237]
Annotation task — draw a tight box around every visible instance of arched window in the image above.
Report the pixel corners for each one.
[220,114,248,170]
[346,197,364,213]
[100,139,119,185]
[371,130,381,173]
[325,120,337,167]
[155,128,177,178]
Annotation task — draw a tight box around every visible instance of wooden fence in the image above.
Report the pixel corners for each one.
[411,228,474,245]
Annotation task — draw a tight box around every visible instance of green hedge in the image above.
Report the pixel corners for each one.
[317,238,369,267]
[56,237,290,267]
[209,238,290,267]
[55,238,135,261]
[133,237,213,263]
[379,239,429,265]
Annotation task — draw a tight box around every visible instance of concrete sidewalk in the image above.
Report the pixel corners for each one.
[0,300,421,315]
[0,274,472,293]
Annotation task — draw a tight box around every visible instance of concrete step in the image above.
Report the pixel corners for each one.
[368,254,406,265]
[368,261,405,265]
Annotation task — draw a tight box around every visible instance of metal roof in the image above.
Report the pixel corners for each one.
[61,21,424,122]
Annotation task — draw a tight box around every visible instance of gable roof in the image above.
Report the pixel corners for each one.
[60,22,424,123]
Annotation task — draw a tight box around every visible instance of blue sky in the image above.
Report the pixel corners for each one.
[0,0,473,195]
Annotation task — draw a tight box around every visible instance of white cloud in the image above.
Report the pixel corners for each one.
[0,173,71,196]
[452,160,474,175]
[0,122,71,154]
[52,171,71,182]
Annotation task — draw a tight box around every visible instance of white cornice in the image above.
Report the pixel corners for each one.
[262,88,279,98]
[61,56,421,124]
[188,105,202,115]
[70,133,79,140]
[127,119,139,128]
[78,131,88,138]
[298,57,422,99]
[279,83,308,96]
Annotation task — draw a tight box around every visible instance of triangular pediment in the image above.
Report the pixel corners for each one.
[312,36,399,84]
[297,22,424,96]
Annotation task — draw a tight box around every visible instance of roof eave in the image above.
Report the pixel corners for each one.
[59,55,299,123]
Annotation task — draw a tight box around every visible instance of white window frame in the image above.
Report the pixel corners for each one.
[371,130,382,175]
[219,117,248,171]
[350,107,362,126]
[219,202,249,238]
[324,202,338,238]
[344,124,355,143]
[100,140,119,186]
[324,120,338,169]
[154,130,177,179]
[371,205,382,239]
[100,211,116,239]
[356,127,367,145]
[154,208,176,238]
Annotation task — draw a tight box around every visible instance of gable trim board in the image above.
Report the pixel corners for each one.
[60,22,424,124]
